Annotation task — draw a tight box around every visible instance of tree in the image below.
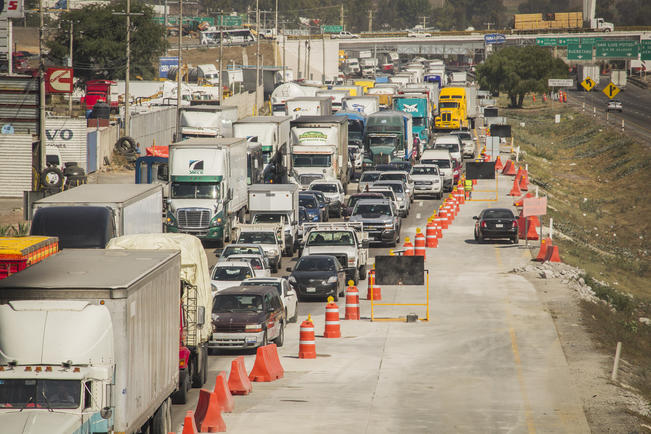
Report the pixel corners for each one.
[46,0,167,83]
[476,45,568,107]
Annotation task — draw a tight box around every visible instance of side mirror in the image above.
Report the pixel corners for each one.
[197,306,205,326]
[286,267,293,272]
[214,248,223,257]
[472,216,478,220]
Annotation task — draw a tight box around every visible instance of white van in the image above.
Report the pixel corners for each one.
[433,135,462,164]
[420,149,454,192]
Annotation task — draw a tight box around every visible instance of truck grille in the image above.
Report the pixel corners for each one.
[415,180,432,185]
[178,209,210,228]
[214,324,246,333]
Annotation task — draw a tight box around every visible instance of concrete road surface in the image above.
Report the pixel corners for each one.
[173,167,590,433]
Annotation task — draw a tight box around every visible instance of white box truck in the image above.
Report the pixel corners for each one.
[464,85,479,128]
[270,82,320,116]
[178,105,238,140]
[577,65,600,90]
[285,96,333,120]
[30,184,163,248]
[0,249,181,434]
[610,70,626,88]
[290,116,349,188]
[233,116,292,184]
[316,89,350,112]
[341,95,380,115]
[248,184,300,256]
[166,137,248,246]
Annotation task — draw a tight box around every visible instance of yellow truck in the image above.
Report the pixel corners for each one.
[332,85,363,97]
[354,80,375,94]
[435,87,468,131]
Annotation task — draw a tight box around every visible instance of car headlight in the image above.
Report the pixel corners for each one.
[269,248,279,257]
[326,276,337,284]
[384,223,393,229]
[288,275,297,283]
[245,324,263,333]
[433,179,440,183]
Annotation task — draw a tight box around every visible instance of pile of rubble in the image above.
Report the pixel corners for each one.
[511,261,600,304]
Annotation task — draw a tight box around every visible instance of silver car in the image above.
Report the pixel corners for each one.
[372,180,410,217]
[357,171,381,193]
[377,171,414,202]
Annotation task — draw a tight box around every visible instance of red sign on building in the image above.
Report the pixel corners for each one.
[46,68,74,93]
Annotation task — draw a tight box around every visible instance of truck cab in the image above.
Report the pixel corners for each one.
[248,184,300,256]
[393,95,430,146]
[364,111,413,165]
[436,87,468,131]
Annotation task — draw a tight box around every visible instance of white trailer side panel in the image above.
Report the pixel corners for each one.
[122,188,163,234]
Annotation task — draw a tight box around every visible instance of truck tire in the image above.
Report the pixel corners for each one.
[115,136,137,155]
[190,354,202,388]
[359,265,367,280]
[152,400,169,434]
[41,167,64,189]
[171,368,189,404]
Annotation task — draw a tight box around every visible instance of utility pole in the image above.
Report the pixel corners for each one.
[321,27,325,83]
[275,0,278,40]
[368,10,373,33]
[68,21,73,116]
[297,29,301,79]
[419,16,429,29]
[282,23,286,80]
[218,11,223,104]
[114,0,144,138]
[340,3,344,28]
[307,26,311,80]
[164,0,168,53]
[176,0,183,140]
[255,0,260,114]
[38,0,45,174]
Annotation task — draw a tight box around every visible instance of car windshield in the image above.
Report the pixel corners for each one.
[212,266,252,281]
[454,132,471,140]
[412,166,438,175]
[379,173,407,182]
[243,281,282,297]
[360,172,380,182]
[299,196,317,209]
[292,154,331,167]
[348,195,379,208]
[307,231,355,246]
[0,379,80,409]
[353,203,392,216]
[223,246,260,256]
[440,102,459,108]
[311,184,338,193]
[230,257,264,270]
[311,192,326,204]
[252,214,284,223]
[368,136,397,146]
[435,142,459,152]
[375,183,403,193]
[237,232,277,244]
[422,159,450,168]
[213,294,263,313]
[483,210,514,219]
[296,256,336,271]
[171,182,220,199]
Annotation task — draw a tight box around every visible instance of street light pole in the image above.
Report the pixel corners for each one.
[68,21,73,116]
[38,0,45,174]
[218,10,223,105]
[125,0,131,137]
[176,0,183,140]
[255,0,260,114]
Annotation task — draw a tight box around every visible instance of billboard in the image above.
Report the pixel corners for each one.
[2,0,24,18]
[159,56,178,79]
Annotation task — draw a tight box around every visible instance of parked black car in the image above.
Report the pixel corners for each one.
[209,285,285,352]
[473,208,518,244]
[287,255,346,301]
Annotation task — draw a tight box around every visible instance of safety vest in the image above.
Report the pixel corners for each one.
[464,180,473,191]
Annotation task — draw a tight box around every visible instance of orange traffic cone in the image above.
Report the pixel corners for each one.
[345,281,360,320]
[213,371,234,413]
[535,238,551,261]
[323,297,341,338]
[502,160,516,175]
[426,219,438,248]
[495,155,503,171]
[524,217,539,240]
[414,228,426,258]
[228,356,252,395]
[299,316,316,359]
[545,245,561,262]
[402,237,414,256]
[513,192,534,207]
[509,177,522,196]
[519,169,529,191]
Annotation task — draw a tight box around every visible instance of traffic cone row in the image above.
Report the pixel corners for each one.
[534,237,562,263]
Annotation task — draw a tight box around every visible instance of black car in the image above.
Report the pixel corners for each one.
[473,208,518,244]
[209,285,285,351]
[287,255,346,301]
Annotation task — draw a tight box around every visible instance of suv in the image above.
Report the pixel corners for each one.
[357,171,381,193]
[300,222,369,284]
[209,285,285,351]
[348,199,401,246]
[450,131,475,159]
[433,135,463,164]
[410,164,443,199]
[309,180,346,218]
[607,100,622,112]
[421,149,454,191]
[235,224,284,273]
[242,277,298,323]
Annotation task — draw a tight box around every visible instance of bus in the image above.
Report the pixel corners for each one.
[200,28,256,46]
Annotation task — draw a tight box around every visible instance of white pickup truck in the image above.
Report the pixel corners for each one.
[300,222,369,284]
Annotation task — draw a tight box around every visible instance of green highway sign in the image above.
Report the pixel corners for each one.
[536,37,557,47]
[218,15,243,26]
[557,37,579,46]
[642,40,651,61]
[580,37,602,45]
[567,44,593,60]
[596,40,639,58]
[321,25,343,33]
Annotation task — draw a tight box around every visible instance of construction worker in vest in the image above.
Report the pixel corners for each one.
[464,178,473,199]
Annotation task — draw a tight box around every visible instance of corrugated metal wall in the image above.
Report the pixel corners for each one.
[0,135,33,198]
[96,124,120,169]
[45,117,88,171]
[130,107,176,153]
[0,75,39,134]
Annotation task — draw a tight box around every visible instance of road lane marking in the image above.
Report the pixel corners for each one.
[509,327,537,434]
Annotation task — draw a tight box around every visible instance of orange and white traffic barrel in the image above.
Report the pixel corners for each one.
[298,315,316,359]
[323,297,341,338]
[344,281,360,320]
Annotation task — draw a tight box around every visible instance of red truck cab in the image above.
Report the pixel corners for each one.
[81,79,118,111]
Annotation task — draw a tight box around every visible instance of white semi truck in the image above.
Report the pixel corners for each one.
[178,105,238,140]
[248,184,300,256]
[166,137,248,246]
[290,116,349,188]
[233,116,292,184]
[341,95,380,115]
[285,96,333,120]
[0,249,181,434]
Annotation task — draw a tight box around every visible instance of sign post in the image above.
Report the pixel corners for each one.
[523,197,547,248]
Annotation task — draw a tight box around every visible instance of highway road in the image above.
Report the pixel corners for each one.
[567,77,651,143]
[171,155,590,432]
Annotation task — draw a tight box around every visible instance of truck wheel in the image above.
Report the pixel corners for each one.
[359,265,367,280]
[271,262,278,273]
[152,399,170,434]
[285,242,294,257]
[273,322,285,347]
[41,167,64,189]
[190,354,202,388]
[171,368,189,404]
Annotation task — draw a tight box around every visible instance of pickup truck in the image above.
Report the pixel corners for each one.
[300,222,369,284]
[348,198,401,247]
[235,224,285,273]
[331,31,360,39]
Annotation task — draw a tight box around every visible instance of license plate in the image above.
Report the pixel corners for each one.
[495,224,503,228]
[416,186,429,190]
[245,336,257,344]
[306,287,316,293]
